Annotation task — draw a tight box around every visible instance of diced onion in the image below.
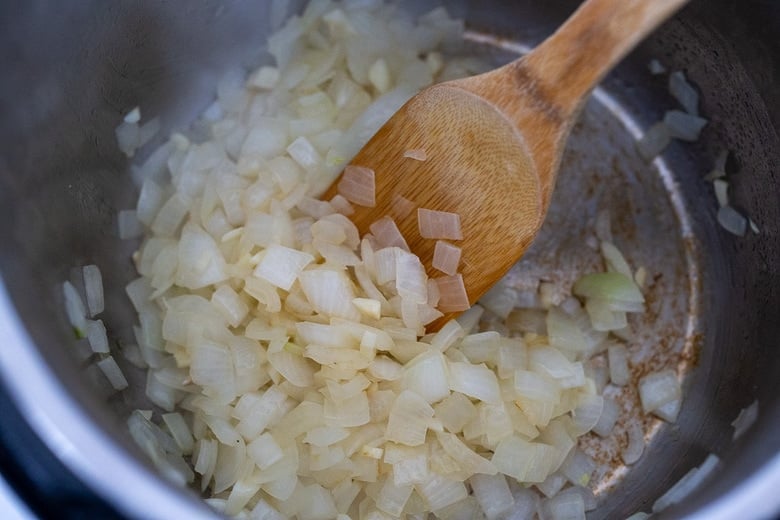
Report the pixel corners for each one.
[403,148,428,161]
[432,241,461,276]
[731,400,759,440]
[417,208,463,240]
[637,122,671,161]
[621,422,645,465]
[435,274,470,313]
[370,217,409,251]
[63,280,87,337]
[337,165,376,207]
[663,110,707,141]
[717,205,748,236]
[669,70,700,116]
[638,369,680,413]
[97,356,129,390]
[653,454,720,513]
[607,343,630,386]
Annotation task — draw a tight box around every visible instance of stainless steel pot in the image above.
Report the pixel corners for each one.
[1,0,779,518]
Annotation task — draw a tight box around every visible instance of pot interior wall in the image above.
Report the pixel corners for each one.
[1,0,779,518]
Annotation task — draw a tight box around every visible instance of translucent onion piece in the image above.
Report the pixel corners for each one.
[86,319,110,354]
[395,249,428,304]
[607,343,630,386]
[717,205,748,236]
[663,110,707,141]
[637,122,671,161]
[621,422,645,465]
[447,362,501,405]
[638,369,680,413]
[713,179,729,208]
[469,473,513,520]
[433,392,476,434]
[432,241,461,276]
[338,165,376,207]
[592,396,619,437]
[437,431,497,475]
[417,208,463,240]
[573,272,644,305]
[731,400,759,440]
[299,269,361,321]
[669,70,700,116]
[97,356,129,390]
[652,454,720,513]
[491,435,557,483]
[415,474,467,512]
[370,217,410,251]
[403,350,450,404]
[82,264,105,317]
[540,491,586,520]
[376,480,413,517]
[385,390,434,446]
[254,243,314,290]
[648,59,666,75]
[403,148,427,161]
[654,398,682,423]
[63,280,87,337]
[435,274,470,313]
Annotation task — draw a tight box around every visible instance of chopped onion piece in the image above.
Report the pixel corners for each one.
[717,205,748,236]
[648,59,666,75]
[637,122,671,161]
[669,70,700,116]
[97,356,129,390]
[432,241,461,276]
[417,208,463,240]
[571,393,603,435]
[63,280,88,336]
[286,136,322,170]
[435,274,470,313]
[731,400,759,440]
[376,480,413,516]
[433,392,476,434]
[370,217,409,251]
[254,244,314,290]
[491,435,556,483]
[386,390,434,446]
[415,474,467,512]
[403,350,450,404]
[663,110,707,141]
[607,343,630,386]
[447,362,501,404]
[469,473,513,520]
[540,491,585,520]
[403,148,427,161]
[338,165,376,207]
[621,422,645,465]
[86,319,110,353]
[437,431,497,476]
[592,397,619,437]
[653,454,720,513]
[299,269,361,321]
[654,398,682,423]
[573,272,644,306]
[638,369,680,413]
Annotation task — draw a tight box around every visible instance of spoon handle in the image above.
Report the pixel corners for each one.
[521,0,690,116]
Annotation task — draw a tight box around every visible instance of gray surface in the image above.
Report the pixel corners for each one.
[0,0,779,519]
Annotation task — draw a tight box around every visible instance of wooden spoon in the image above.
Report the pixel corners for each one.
[324,0,688,327]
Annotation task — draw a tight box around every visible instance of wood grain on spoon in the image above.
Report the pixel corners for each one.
[323,0,689,328]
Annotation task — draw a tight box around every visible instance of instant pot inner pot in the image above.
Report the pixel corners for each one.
[1,1,780,519]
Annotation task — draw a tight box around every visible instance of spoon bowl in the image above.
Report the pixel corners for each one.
[325,0,689,326]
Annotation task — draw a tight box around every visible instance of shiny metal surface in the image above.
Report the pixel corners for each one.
[0,0,779,518]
